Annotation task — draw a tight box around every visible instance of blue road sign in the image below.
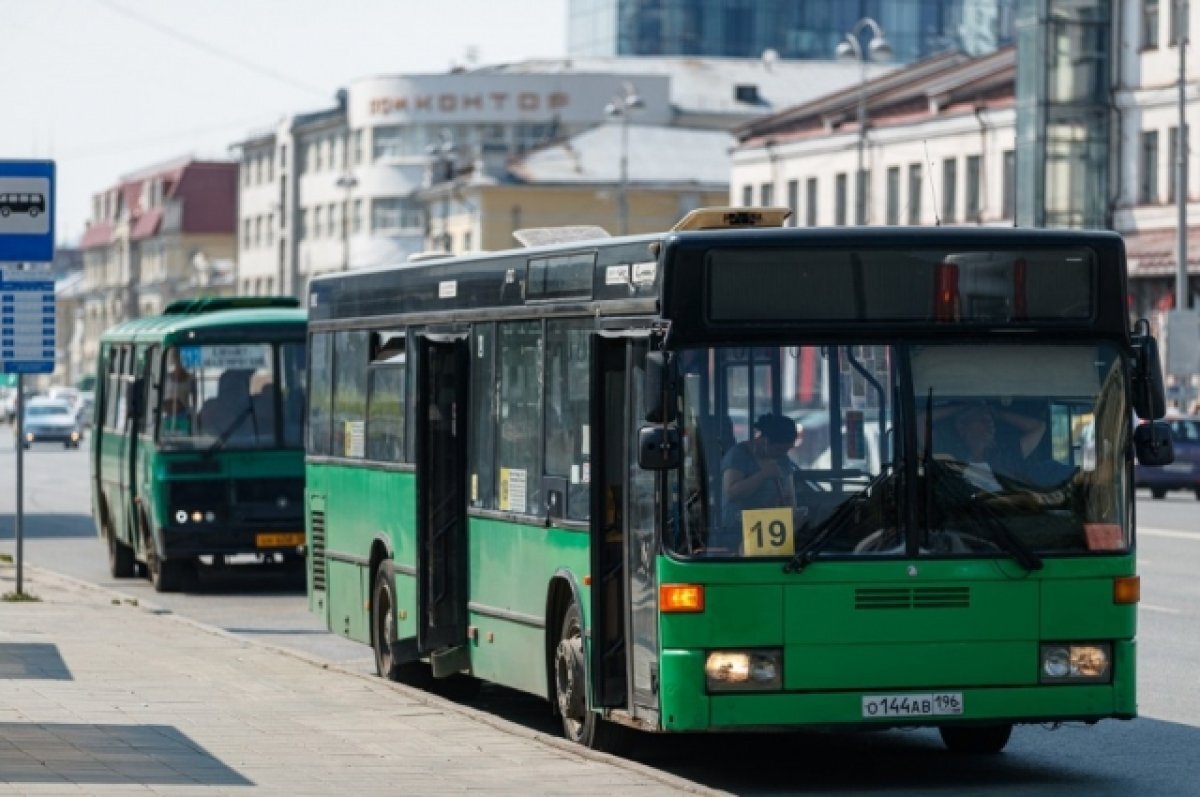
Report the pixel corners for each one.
[0,160,56,263]
[0,270,55,374]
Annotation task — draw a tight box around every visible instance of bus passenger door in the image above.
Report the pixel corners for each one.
[590,336,658,720]
[416,335,470,666]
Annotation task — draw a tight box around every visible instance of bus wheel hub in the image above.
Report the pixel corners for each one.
[555,636,585,720]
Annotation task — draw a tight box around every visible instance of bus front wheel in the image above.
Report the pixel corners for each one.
[554,601,630,754]
[371,564,434,688]
[938,723,1012,754]
[107,528,135,579]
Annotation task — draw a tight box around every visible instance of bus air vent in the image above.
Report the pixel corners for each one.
[310,510,327,592]
[855,587,970,610]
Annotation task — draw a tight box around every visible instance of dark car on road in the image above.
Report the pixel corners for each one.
[1135,416,1200,499]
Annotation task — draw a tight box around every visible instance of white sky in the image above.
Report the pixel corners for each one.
[0,0,567,247]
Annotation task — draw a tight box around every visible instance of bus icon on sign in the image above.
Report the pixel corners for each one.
[0,193,46,218]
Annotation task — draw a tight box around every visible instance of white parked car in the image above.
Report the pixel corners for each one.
[19,398,83,449]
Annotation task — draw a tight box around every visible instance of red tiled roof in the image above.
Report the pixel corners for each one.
[80,222,114,250]
[130,208,163,240]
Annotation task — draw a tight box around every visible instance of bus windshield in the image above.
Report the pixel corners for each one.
[158,341,305,450]
[670,342,1130,561]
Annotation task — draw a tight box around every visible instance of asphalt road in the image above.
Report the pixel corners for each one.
[1,431,1197,795]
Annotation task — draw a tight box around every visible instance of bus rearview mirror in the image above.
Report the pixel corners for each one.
[1134,421,1175,467]
[638,425,681,470]
[1130,330,1167,420]
[643,351,676,423]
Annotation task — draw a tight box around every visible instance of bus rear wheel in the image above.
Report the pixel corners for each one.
[554,601,631,754]
[107,529,135,578]
[938,723,1013,754]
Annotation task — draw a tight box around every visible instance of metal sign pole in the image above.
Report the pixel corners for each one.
[15,373,23,594]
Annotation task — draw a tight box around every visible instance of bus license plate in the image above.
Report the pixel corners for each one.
[256,532,305,549]
[862,693,963,719]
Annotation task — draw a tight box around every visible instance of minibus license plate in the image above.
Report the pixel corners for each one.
[256,532,305,548]
[862,693,963,718]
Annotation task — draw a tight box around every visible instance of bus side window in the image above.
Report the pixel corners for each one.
[333,330,369,458]
[366,332,406,463]
[470,323,496,509]
[497,321,542,515]
[308,332,334,456]
[544,319,591,521]
[144,346,162,431]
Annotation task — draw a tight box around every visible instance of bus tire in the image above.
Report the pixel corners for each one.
[106,527,135,579]
[141,509,191,593]
[372,566,403,681]
[554,600,631,754]
[938,723,1012,754]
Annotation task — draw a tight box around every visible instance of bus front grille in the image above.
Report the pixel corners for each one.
[310,509,326,592]
[855,587,970,610]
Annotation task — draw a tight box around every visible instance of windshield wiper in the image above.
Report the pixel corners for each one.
[926,457,1043,571]
[784,465,893,575]
[204,401,258,457]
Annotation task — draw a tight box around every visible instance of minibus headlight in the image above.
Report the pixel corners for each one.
[705,649,782,692]
[1040,643,1111,683]
[175,510,188,524]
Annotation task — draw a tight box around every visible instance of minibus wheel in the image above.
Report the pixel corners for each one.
[106,526,135,579]
[938,723,1012,754]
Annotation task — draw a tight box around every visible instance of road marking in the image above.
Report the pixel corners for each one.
[1139,527,1200,542]
[1140,603,1183,615]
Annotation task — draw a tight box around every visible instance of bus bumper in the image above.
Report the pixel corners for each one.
[159,523,306,559]
[658,642,1136,732]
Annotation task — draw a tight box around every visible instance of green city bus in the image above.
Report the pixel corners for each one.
[304,209,1173,753]
[92,297,308,592]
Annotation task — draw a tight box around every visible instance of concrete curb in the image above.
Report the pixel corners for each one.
[21,563,728,797]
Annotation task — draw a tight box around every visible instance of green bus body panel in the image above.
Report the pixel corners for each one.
[657,555,1137,730]
[305,463,590,701]
[467,518,590,697]
[661,642,1135,731]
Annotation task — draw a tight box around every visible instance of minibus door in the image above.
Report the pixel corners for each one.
[415,334,470,672]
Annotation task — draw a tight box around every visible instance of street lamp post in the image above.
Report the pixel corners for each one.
[836,18,892,225]
[1177,0,1190,310]
[335,173,357,272]
[606,82,644,236]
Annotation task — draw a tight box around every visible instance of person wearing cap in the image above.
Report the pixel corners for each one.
[720,412,801,532]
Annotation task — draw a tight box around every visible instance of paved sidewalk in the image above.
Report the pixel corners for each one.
[0,562,718,796]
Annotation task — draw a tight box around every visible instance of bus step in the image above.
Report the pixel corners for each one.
[431,645,471,678]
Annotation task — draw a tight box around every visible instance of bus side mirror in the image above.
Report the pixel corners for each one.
[638,425,681,470]
[1134,421,1175,467]
[643,351,677,423]
[125,377,144,423]
[1130,326,1167,420]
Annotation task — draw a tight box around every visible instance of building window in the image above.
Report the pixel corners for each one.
[314,206,324,239]
[371,197,423,232]
[760,182,774,205]
[805,177,817,226]
[1141,130,1160,204]
[1171,0,1189,44]
[907,163,923,225]
[741,185,753,206]
[1002,150,1016,219]
[966,155,982,222]
[835,173,848,225]
[786,179,799,226]
[854,169,867,225]
[942,158,958,223]
[886,166,900,225]
[1144,0,1160,48]
[352,198,363,234]
[351,130,364,165]
[279,144,287,169]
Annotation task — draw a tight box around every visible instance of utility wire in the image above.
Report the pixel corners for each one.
[90,0,328,99]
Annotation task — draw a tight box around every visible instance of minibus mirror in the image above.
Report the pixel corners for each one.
[638,424,681,470]
[643,351,676,423]
[1131,326,1167,420]
[1134,421,1175,467]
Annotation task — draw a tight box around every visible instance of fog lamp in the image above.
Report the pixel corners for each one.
[1040,643,1111,683]
[205,511,216,523]
[705,649,783,692]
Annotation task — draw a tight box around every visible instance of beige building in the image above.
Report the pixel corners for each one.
[419,125,732,253]
[79,158,238,370]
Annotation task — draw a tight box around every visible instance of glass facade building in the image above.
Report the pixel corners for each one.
[568,0,1017,63]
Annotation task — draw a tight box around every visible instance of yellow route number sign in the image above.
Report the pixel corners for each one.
[740,507,795,557]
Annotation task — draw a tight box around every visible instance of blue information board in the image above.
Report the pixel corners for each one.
[0,160,56,264]
[0,271,55,374]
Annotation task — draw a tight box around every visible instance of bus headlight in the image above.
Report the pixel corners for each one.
[1040,643,1111,683]
[175,510,188,524]
[705,650,783,692]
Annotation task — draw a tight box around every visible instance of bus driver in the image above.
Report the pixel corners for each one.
[720,413,801,533]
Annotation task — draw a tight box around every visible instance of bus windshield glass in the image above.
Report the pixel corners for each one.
[706,247,1094,323]
[158,342,305,450]
[670,342,1130,561]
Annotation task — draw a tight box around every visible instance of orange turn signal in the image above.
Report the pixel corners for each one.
[660,583,705,613]
[1113,575,1140,604]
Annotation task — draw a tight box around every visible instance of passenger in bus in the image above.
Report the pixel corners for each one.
[720,413,801,531]
[161,348,196,434]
